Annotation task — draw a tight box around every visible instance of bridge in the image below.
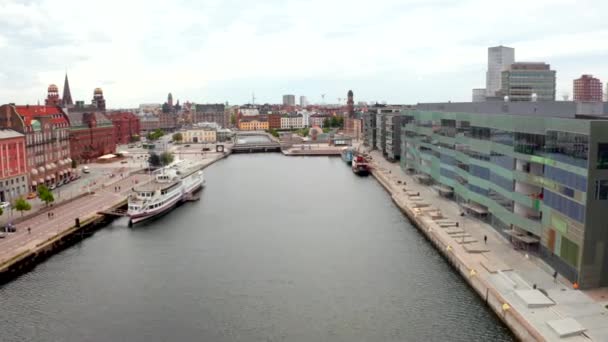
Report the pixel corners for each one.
[232,131,281,153]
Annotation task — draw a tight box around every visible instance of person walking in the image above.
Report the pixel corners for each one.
[553,270,558,283]
[484,235,488,244]
[27,227,31,234]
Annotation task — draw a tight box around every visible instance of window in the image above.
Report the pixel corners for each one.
[595,180,608,200]
[598,143,608,169]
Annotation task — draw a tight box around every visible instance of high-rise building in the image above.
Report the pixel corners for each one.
[168,93,173,107]
[299,96,308,107]
[472,88,486,102]
[282,95,295,106]
[485,46,515,97]
[574,75,603,102]
[62,73,73,107]
[501,62,556,101]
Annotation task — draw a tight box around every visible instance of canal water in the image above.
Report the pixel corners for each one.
[0,154,512,341]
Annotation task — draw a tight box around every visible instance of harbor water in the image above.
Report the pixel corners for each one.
[0,154,512,341]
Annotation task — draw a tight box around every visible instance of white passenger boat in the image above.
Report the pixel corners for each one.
[127,160,205,224]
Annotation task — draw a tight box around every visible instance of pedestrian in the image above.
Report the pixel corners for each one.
[47,212,50,219]
[484,235,488,244]
[553,270,558,283]
[28,227,31,234]
[533,284,537,289]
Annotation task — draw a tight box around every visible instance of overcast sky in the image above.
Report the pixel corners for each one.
[1,0,608,108]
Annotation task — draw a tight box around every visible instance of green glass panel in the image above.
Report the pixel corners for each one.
[552,216,568,234]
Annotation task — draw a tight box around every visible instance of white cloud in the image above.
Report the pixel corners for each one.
[1,0,607,106]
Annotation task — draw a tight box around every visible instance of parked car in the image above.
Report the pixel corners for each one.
[82,166,90,174]
[184,144,191,147]
[26,192,37,199]
[0,201,10,209]
[3,223,16,232]
[0,232,6,238]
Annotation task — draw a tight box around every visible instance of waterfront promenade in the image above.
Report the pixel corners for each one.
[0,150,229,275]
[367,150,608,341]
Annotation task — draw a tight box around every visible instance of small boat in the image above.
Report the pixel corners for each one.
[341,147,354,165]
[352,154,370,176]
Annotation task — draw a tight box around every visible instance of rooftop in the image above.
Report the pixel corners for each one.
[0,129,24,139]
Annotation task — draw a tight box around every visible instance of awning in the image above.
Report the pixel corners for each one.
[66,158,72,163]
[31,168,38,175]
[98,154,117,160]
[45,176,51,181]
[31,181,37,186]
[46,164,52,170]
[38,166,45,173]
[50,163,57,169]
[38,178,44,184]
[51,174,56,179]
[503,230,540,244]
[58,160,64,166]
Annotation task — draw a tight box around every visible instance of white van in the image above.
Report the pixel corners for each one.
[82,166,90,174]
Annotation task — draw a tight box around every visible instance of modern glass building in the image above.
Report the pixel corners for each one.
[501,62,556,101]
[400,102,608,289]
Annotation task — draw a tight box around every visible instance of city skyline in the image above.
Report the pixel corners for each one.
[2,0,608,107]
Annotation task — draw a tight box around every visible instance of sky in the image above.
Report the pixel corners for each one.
[1,0,608,108]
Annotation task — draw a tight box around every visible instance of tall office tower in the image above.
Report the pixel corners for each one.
[486,45,515,97]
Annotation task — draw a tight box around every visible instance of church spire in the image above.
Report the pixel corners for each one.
[62,72,73,106]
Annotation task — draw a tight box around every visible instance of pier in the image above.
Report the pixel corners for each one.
[232,132,281,153]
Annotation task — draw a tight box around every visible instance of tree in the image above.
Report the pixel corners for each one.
[323,118,331,128]
[14,198,31,217]
[160,151,174,166]
[148,152,162,167]
[37,185,55,207]
[230,113,237,126]
[0,207,3,217]
[266,128,279,138]
[130,135,141,142]
[172,132,183,143]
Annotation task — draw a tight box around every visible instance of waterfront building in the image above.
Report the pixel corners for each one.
[268,113,282,129]
[472,88,486,102]
[0,130,28,202]
[159,112,178,132]
[486,45,515,97]
[280,114,304,130]
[362,112,376,148]
[183,129,217,143]
[282,95,296,107]
[238,118,269,131]
[194,104,226,128]
[104,111,141,144]
[574,75,603,102]
[0,104,72,191]
[501,62,556,101]
[68,112,116,163]
[400,101,608,288]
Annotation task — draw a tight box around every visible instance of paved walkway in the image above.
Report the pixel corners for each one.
[368,150,608,342]
[0,173,151,267]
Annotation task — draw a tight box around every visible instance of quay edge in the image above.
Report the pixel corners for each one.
[370,168,543,342]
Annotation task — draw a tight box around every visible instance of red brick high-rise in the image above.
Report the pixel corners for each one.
[347,90,354,118]
[574,74,603,102]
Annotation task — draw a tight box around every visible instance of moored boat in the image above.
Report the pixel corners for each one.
[341,147,354,165]
[352,154,370,176]
[127,160,205,225]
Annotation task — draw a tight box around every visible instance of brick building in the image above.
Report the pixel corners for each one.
[68,112,116,163]
[140,114,161,134]
[194,104,226,128]
[268,113,281,129]
[574,75,603,102]
[104,111,141,144]
[0,130,28,202]
[0,105,72,191]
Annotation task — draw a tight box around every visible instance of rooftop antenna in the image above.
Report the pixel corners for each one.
[252,92,256,105]
[321,94,326,104]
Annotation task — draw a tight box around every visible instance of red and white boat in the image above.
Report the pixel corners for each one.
[352,154,371,176]
[127,160,205,225]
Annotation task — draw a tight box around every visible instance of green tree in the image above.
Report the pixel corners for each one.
[172,132,183,143]
[0,206,3,217]
[130,135,141,142]
[37,185,55,207]
[14,198,31,217]
[146,129,165,141]
[266,128,279,138]
[323,118,331,128]
[148,152,162,167]
[230,113,237,126]
[160,151,175,166]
